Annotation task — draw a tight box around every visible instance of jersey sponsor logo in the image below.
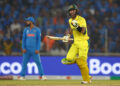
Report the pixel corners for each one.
[27,34,35,37]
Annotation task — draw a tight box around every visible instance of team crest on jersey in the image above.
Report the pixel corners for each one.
[27,30,29,33]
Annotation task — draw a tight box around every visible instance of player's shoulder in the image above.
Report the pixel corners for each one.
[24,27,29,31]
[68,18,72,23]
[77,15,86,21]
[69,15,86,22]
[34,26,41,32]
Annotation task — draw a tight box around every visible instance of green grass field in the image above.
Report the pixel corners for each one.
[0,80,120,86]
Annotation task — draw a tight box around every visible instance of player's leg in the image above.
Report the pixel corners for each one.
[76,41,91,83]
[66,43,78,62]
[20,52,31,77]
[32,54,44,77]
[76,57,90,83]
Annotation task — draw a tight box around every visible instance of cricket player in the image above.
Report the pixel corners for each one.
[61,5,91,84]
[18,17,46,80]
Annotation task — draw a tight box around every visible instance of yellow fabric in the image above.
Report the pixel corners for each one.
[69,15,89,42]
[66,43,78,61]
[76,58,90,82]
[66,15,91,82]
[3,42,13,55]
[66,40,89,61]
[66,40,90,82]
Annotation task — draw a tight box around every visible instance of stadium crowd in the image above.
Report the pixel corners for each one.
[0,0,120,55]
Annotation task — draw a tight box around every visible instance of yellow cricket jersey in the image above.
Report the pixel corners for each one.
[69,15,89,42]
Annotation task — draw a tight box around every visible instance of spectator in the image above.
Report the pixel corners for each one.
[12,29,21,53]
[10,19,22,32]
[42,29,55,52]
[4,25,11,39]
[0,39,3,52]
[3,39,13,55]
[113,39,120,52]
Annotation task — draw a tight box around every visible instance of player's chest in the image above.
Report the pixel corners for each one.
[26,29,37,38]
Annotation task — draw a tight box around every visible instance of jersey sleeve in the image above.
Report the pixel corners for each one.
[22,29,26,49]
[36,29,41,50]
[78,17,87,28]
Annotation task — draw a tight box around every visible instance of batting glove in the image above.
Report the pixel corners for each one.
[71,20,78,28]
[62,34,70,42]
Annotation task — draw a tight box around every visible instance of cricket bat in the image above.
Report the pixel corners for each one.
[46,35,73,41]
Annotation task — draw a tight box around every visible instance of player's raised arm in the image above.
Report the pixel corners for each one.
[71,18,87,34]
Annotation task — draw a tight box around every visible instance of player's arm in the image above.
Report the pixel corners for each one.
[62,28,72,42]
[36,29,41,51]
[71,18,87,34]
[69,28,73,35]
[76,26,86,34]
[22,29,26,53]
[62,20,73,42]
[77,18,86,34]
[64,20,73,38]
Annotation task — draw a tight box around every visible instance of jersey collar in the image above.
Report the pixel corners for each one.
[71,15,79,20]
[74,15,79,20]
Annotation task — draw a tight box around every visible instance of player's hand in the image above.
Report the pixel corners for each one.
[62,34,70,42]
[22,49,26,53]
[71,20,78,28]
[35,50,39,54]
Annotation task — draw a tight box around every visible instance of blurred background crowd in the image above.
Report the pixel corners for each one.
[0,0,120,56]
